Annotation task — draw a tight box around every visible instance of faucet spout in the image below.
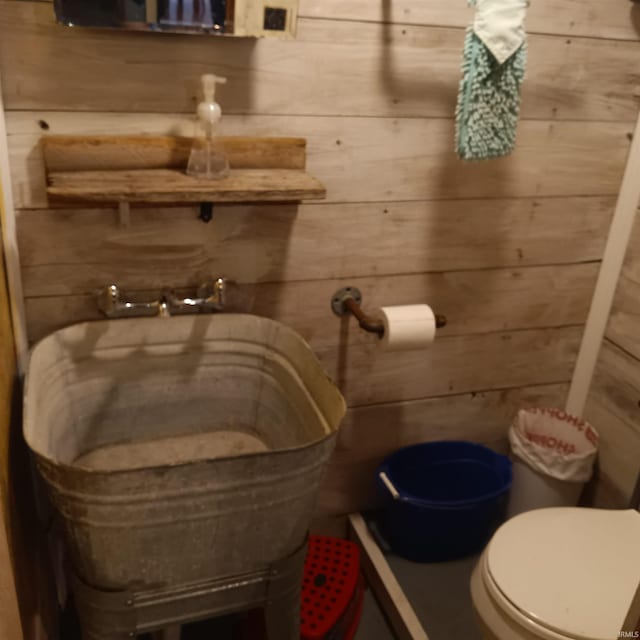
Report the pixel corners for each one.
[201,277,226,311]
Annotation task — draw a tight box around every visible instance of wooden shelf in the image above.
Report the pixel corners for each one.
[47,168,326,204]
[42,135,326,205]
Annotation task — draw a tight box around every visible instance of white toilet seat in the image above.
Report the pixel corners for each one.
[471,508,640,640]
[480,553,576,640]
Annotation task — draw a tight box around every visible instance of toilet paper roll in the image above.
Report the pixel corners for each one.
[377,305,437,351]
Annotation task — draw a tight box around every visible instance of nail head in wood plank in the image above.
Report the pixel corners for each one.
[118,202,131,228]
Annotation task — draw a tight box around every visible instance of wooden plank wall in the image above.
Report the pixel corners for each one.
[2,172,57,640]
[585,214,640,508]
[0,0,639,515]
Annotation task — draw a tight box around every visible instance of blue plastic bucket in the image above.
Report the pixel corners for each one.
[376,441,512,562]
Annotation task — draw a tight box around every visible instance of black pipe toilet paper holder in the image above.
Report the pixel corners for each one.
[330,286,447,338]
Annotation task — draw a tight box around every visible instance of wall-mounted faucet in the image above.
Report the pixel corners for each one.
[97,279,226,319]
[164,279,227,314]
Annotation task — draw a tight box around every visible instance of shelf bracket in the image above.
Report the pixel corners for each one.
[199,202,214,223]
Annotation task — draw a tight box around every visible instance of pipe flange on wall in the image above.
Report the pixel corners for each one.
[331,286,362,316]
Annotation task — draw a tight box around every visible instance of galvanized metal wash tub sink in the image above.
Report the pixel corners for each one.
[23,314,346,639]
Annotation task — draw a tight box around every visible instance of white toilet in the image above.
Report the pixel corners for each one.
[471,507,640,640]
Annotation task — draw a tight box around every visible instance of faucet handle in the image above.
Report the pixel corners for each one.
[97,280,227,318]
[164,278,227,315]
[197,277,226,311]
[97,285,162,318]
[162,289,202,315]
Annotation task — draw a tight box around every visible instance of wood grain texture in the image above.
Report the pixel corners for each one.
[606,211,640,359]
[47,168,326,204]
[299,0,640,41]
[317,326,581,407]
[43,136,307,171]
[7,112,633,209]
[585,340,640,507]
[607,273,640,361]
[320,383,569,514]
[23,293,581,405]
[23,263,598,344]
[1,3,639,118]
[16,199,610,292]
[623,226,640,285]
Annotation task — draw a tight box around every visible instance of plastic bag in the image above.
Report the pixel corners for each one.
[509,408,599,483]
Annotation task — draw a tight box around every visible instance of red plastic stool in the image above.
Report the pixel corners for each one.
[300,536,365,640]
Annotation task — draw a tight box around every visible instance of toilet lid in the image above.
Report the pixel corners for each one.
[487,508,640,640]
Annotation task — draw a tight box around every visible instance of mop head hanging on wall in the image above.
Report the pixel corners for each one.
[455,0,528,161]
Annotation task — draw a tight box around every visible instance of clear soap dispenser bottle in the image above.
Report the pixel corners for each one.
[186,74,229,180]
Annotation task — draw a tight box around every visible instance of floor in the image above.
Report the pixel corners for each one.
[65,559,477,639]
[354,590,395,639]
[354,509,486,640]
[351,551,483,640]
[386,553,483,640]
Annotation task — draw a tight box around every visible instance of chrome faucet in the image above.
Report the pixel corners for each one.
[163,278,226,314]
[97,279,226,319]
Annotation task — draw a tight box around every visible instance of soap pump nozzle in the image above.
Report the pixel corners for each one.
[198,74,226,134]
[187,73,229,180]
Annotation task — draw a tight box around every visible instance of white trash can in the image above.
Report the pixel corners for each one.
[507,408,599,518]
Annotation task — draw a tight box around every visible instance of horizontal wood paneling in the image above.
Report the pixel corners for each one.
[23,263,598,344]
[25,298,581,408]
[607,274,640,361]
[317,326,581,407]
[623,253,640,285]
[622,217,640,282]
[607,211,640,359]
[585,341,640,507]
[319,383,569,514]
[1,3,639,120]
[15,199,610,290]
[6,112,633,209]
[299,0,640,42]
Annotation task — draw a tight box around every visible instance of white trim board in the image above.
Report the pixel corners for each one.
[348,513,428,640]
[566,109,640,417]
[0,83,28,373]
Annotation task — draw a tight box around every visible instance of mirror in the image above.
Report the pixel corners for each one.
[54,0,298,38]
